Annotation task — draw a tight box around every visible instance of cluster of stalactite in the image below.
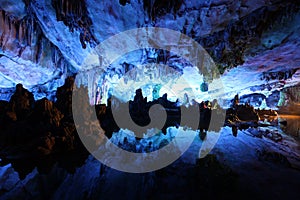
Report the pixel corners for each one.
[197,1,300,72]
[143,0,183,21]
[0,8,66,66]
[261,69,297,82]
[282,85,300,104]
[0,7,73,101]
[0,9,38,55]
[52,0,98,49]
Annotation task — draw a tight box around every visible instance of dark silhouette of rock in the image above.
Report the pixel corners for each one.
[55,76,74,121]
[0,77,87,163]
[258,150,291,167]
[0,100,8,126]
[232,94,239,108]
[198,101,212,139]
[129,89,150,126]
[232,126,238,137]
[236,104,259,122]
[279,120,287,126]
[7,83,34,121]
[0,76,283,182]
[226,95,262,136]
[119,0,130,6]
[32,98,64,128]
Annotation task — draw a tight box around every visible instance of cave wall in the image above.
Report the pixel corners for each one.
[278,85,300,114]
[0,1,72,101]
[0,0,299,105]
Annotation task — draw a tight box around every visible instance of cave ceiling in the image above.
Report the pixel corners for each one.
[0,0,299,104]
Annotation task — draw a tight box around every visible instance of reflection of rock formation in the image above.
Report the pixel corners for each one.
[278,115,300,138]
[0,1,299,199]
[99,88,279,140]
[0,77,297,200]
[0,77,89,173]
[225,94,280,137]
[129,88,149,126]
[72,84,106,150]
[0,77,281,167]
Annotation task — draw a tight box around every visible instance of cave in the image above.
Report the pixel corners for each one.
[0,0,300,199]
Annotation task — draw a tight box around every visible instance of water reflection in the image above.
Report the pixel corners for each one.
[0,149,89,179]
[278,115,300,139]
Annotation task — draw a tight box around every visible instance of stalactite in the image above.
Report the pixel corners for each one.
[283,86,300,103]
[197,2,300,70]
[143,0,183,21]
[261,69,297,82]
[0,7,74,101]
[52,0,98,48]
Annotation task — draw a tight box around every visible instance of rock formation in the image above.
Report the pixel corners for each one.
[0,1,299,199]
[0,0,299,106]
[0,78,86,163]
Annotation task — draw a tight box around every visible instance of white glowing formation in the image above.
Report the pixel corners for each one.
[96,63,212,104]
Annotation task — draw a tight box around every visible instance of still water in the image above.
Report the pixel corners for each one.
[278,115,300,139]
